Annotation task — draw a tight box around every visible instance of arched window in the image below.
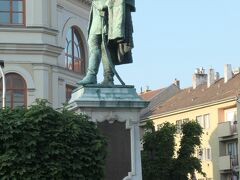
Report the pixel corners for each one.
[65,26,86,74]
[0,73,27,108]
[0,0,25,25]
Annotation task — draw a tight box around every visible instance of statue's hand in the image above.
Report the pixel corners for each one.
[93,2,107,11]
[101,5,108,11]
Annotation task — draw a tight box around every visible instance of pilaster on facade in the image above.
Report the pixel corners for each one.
[33,64,50,101]
[26,0,58,29]
[27,89,36,106]
[57,78,66,108]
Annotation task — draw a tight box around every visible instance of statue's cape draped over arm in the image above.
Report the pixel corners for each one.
[107,0,135,65]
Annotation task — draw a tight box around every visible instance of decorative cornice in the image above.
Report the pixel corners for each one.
[0,43,63,57]
[0,27,58,36]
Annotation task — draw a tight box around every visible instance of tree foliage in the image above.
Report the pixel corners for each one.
[0,100,107,180]
[142,120,205,180]
[142,121,176,180]
[172,121,205,179]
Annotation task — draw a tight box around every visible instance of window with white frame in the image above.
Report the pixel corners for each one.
[196,114,210,129]
[196,115,203,127]
[205,148,211,160]
[197,148,203,160]
[176,120,182,134]
[183,118,189,123]
[225,108,237,124]
[175,118,190,134]
[196,147,211,161]
[203,114,210,129]
[227,142,238,156]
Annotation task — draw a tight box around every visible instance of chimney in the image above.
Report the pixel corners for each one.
[224,64,233,83]
[233,67,240,75]
[173,78,180,88]
[207,68,215,88]
[144,85,151,93]
[192,67,207,89]
[215,72,220,81]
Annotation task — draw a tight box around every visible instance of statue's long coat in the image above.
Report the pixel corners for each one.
[107,0,135,65]
[107,0,135,40]
[88,0,135,65]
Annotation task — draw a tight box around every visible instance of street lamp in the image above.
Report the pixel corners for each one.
[0,60,5,109]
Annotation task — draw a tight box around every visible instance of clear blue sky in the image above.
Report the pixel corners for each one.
[104,0,240,92]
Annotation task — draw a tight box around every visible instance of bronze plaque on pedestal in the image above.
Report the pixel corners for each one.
[98,121,131,180]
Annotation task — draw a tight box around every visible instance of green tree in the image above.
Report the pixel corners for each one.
[142,120,205,180]
[142,121,176,180]
[0,100,107,180]
[171,121,205,180]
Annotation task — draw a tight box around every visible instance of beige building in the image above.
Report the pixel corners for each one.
[0,0,91,108]
[140,65,240,180]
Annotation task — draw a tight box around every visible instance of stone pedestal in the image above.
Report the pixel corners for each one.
[68,85,148,180]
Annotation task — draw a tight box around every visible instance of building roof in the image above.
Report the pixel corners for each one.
[140,84,181,119]
[140,88,165,101]
[141,73,240,119]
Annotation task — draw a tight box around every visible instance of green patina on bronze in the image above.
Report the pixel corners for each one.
[77,0,135,86]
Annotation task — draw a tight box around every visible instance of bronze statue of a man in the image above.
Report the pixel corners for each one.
[78,0,135,86]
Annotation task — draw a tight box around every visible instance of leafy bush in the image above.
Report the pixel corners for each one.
[0,100,107,180]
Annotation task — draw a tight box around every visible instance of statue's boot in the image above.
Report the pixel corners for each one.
[101,58,114,86]
[101,74,114,86]
[77,48,101,85]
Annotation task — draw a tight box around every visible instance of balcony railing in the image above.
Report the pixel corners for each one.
[218,121,237,138]
[231,121,238,134]
[219,155,238,171]
[231,155,239,167]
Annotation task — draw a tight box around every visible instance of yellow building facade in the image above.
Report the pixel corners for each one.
[140,66,240,180]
